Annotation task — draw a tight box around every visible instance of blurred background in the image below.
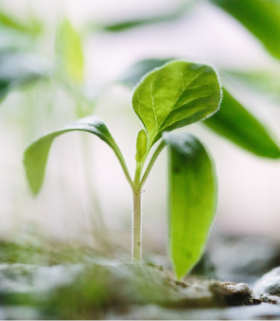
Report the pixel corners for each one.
[1,0,280,265]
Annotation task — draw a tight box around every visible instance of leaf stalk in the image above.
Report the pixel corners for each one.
[132,189,142,262]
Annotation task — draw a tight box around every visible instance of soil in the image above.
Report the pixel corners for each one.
[0,262,278,320]
[1,235,280,320]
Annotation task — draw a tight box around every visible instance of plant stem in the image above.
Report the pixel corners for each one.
[133,161,143,188]
[131,140,166,262]
[139,141,166,189]
[132,189,142,262]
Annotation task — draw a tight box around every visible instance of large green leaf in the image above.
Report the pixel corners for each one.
[163,132,217,279]
[132,60,222,148]
[57,18,84,83]
[122,58,280,159]
[23,116,127,195]
[204,89,280,158]
[210,0,280,60]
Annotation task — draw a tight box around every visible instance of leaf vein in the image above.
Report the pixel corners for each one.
[150,82,158,129]
[173,94,210,111]
[171,71,204,110]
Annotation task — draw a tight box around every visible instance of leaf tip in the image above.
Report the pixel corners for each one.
[23,150,42,197]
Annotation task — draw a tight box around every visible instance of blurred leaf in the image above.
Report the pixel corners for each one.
[103,2,195,32]
[0,81,9,102]
[163,132,216,279]
[0,29,33,52]
[204,89,280,158]
[0,9,42,34]
[132,60,221,148]
[209,0,280,60]
[119,58,174,88]
[222,69,280,101]
[0,50,51,102]
[57,18,84,83]
[23,116,125,195]
[104,12,182,32]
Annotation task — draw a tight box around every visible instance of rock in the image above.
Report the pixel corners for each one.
[253,267,280,305]
[260,294,280,305]
[210,282,256,306]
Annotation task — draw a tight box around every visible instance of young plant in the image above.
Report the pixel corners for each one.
[23,61,221,279]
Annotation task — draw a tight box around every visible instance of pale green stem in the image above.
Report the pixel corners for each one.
[132,158,143,262]
[131,140,166,262]
[134,161,143,187]
[132,189,142,262]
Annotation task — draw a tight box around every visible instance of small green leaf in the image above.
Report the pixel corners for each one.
[210,0,280,60]
[204,89,280,158]
[132,61,222,148]
[163,132,217,279]
[57,18,84,83]
[23,116,127,195]
[135,129,148,162]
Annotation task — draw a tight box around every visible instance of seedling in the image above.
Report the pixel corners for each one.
[23,61,222,279]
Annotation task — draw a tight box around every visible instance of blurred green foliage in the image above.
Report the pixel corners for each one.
[0,241,99,265]
[56,18,84,84]
[102,1,194,32]
[0,50,51,102]
[204,89,280,158]
[0,7,42,35]
[210,0,280,60]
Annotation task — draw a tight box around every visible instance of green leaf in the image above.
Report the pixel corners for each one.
[102,2,195,32]
[132,60,222,148]
[0,81,9,102]
[209,0,280,60]
[204,89,280,158]
[221,69,280,101]
[0,10,42,34]
[163,132,217,279]
[23,116,127,195]
[103,13,181,32]
[135,129,147,162]
[123,59,280,159]
[119,58,174,88]
[57,18,84,83]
